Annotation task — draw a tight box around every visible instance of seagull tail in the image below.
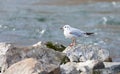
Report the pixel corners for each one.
[85,32,94,35]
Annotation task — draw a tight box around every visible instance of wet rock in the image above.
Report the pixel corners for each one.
[63,44,109,62]
[1,41,65,74]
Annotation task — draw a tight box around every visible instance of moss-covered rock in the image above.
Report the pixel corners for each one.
[45,41,66,52]
[45,41,69,64]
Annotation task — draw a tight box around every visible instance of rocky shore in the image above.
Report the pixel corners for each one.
[0,41,120,74]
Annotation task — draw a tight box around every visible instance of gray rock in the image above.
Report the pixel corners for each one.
[60,60,104,74]
[93,62,120,74]
[3,58,38,74]
[1,41,65,74]
[0,43,14,73]
[3,58,61,74]
[63,44,109,62]
[60,62,79,74]
[104,62,120,73]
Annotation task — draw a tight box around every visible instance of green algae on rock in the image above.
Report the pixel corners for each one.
[45,41,66,52]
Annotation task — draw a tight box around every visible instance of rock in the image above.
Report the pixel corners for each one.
[1,41,65,74]
[60,60,104,74]
[77,60,105,71]
[93,61,105,69]
[45,41,66,52]
[63,44,109,62]
[104,62,120,73]
[111,64,120,73]
[60,56,70,64]
[104,62,120,68]
[4,58,61,74]
[0,43,14,73]
[3,58,37,74]
[60,62,79,74]
[93,62,120,74]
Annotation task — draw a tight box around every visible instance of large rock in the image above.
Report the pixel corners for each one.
[3,58,37,74]
[63,44,110,62]
[3,58,60,74]
[1,41,65,74]
[60,60,105,74]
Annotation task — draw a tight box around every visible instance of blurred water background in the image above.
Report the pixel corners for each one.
[0,0,120,61]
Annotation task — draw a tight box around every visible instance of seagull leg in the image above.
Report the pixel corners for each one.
[70,37,76,47]
[69,38,74,46]
[73,38,76,46]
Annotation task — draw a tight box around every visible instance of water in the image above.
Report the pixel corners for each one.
[0,0,120,61]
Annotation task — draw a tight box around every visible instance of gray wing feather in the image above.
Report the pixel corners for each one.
[70,28,85,37]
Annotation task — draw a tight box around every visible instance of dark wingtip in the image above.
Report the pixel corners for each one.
[85,32,94,35]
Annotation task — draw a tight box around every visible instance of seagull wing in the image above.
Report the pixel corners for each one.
[70,28,85,37]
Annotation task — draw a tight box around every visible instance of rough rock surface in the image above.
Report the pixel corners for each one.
[1,42,120,74]
[60,62,79,74]
[93,62,120,74]
[60,60,105,74]
[104,62,120,74]
[0,42,65,74]
[63,44,110,62]
[0,43,14,73]
[3,58,37,74]
[3,58,60,74]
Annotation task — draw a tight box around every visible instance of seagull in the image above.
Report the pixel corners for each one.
[61,25,94,46]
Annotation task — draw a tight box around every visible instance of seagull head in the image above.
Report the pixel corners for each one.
[61,25,71,31]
